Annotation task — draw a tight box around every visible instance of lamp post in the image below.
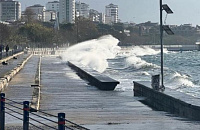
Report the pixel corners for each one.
[159,0,174,90]
[160,0,164,90]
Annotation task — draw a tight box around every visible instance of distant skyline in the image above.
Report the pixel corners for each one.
[17,0,200,26]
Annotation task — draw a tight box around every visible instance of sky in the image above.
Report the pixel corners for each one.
[17,0,200,26]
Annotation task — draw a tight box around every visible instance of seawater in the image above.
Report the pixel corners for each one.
[61,35,200,97]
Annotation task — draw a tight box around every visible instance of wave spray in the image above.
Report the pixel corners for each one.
[61,35,120,73]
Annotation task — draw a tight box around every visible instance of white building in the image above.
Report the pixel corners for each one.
[0,0,21,22]
[105,3,118,24]
[99,13,105,24]
[59,0,75,24]
[89,9,105,24]
[26,4,45,21]
[46,1,59,12]
[75,1,89,18]
[44,10,56,22]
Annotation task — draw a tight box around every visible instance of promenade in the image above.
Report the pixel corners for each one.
[1,53,200,129]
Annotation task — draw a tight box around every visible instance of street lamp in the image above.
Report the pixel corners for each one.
[160,0,174,90]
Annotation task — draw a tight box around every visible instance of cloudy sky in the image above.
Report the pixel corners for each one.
[18,0,200,25]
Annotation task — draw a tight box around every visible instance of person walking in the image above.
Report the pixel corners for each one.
[0,45,2,59]
[6,45,9,56]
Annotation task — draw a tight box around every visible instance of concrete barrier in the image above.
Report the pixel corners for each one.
[68,61,120,91]
[30,56,41,111]
[133,81,200,121]
[0,51,24,63]
[0,54,32,91]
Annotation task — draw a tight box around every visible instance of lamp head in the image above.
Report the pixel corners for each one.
[162,4,173,14]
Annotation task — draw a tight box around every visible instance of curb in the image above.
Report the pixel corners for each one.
[30,56,41,111]
[0,54,33,91]
[0,52,24,63]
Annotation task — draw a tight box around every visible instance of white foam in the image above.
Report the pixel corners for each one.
[166,72,194,89]
[61,35,120,73]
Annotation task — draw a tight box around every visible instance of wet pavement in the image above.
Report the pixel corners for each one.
[4,55,39,102]
[2,55,39,126]
[39,56,200,130]
[0,53,29,78]
[1,55,200,129]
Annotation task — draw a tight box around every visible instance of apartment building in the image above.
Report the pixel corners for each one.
[75,1,89,18]
[0,0,21,22]
[105,3,118,24]
[26,4,45,22]
[89,9,105,24]
[59,0,75,23]
[46,1,59,12]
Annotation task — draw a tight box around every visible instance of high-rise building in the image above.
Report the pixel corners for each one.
[75,1,89,18]
[46,1,59,12]
[0,0,21,22]
[105,3,118,24]
[59,0,75,24]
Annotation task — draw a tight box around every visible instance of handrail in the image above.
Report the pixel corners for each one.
[30,112,58,124]
[29,122,46,130]
[5,111,23,121]
[37,109,58,118]
[5,102,23,110]
[5,98,23,105]
[5,106,23,116]
[29,116,58,130]
[0,93,90,130]
[64,118,90,130]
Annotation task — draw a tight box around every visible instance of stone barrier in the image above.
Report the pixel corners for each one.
[133,81,200,121]
[68,61,120,91]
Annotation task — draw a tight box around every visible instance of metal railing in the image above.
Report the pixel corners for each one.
[0,93,89,130]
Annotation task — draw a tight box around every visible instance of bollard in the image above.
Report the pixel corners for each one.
[58,113,65,130]
[151,75,160,91]
[0,93,5,130]
[23,101,30,130]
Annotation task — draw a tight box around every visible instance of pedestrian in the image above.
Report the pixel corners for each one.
[6,45,9,56]
[0,45,2,52]
[0,45,2,59]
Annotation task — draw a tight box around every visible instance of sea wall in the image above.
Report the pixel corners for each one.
[68,61,120,91]
[133,81,200,121]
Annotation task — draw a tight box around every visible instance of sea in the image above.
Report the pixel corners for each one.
[61,35,200,98]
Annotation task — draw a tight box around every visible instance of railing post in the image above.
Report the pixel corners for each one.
[58,113,65,130]
[0,93,5,130]
[23,101,29,130]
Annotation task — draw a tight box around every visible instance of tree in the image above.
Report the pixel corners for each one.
[0,23,11,44]
[19,23,56,47]
[22,8,35,23]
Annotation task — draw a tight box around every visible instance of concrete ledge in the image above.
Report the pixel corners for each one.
[30,56,41,110]
[35,56,41,85]
[0,51,24,63]
[30,85,40,111]
[133,81,200,121]
[0,54,32,91]
[68,61,120,91]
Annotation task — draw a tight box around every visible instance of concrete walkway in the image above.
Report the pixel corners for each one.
[1,54,200,129]
[2,55,39,126]
[0,53,28,78]
[39,56,200,130]
[4,55,39,101]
